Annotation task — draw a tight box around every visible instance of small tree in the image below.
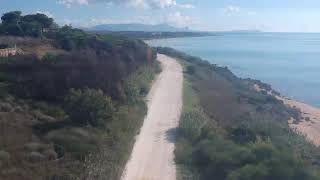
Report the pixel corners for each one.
[22,13,54,35]
[1,11,21,25]
[64,88,115,127]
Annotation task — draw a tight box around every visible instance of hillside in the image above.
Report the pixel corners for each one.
[157,47,320,180]
[0,11,160,180]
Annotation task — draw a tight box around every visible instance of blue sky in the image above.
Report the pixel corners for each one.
[2,0,320,32]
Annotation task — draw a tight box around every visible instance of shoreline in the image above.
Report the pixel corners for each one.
[156,46,320,147]
[279,96,320,146]
[254,84,320,146]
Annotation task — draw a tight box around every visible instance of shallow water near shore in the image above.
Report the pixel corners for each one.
[147,33,320,108]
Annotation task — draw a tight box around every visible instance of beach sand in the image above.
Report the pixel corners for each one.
[254,84,320,146]
[278,96,320,146]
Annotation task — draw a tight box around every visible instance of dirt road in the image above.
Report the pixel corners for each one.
[121,54,183,180]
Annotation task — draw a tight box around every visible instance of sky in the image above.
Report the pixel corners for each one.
[2,0,320,32]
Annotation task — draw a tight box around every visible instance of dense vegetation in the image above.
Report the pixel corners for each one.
[157,47,320,180]
[0,11,160,180]
[0,11,55,37]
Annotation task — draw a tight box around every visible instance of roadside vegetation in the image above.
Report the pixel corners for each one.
[0,11,160,180]
[157,47,320,180]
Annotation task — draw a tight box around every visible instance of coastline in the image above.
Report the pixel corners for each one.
[279,96,320,146]
[254,84,320,146]
[155,45,320,147]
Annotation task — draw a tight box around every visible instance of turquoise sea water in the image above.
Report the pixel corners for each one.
[147,33,320,107]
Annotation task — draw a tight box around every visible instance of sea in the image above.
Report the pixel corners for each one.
[147,33,320,108]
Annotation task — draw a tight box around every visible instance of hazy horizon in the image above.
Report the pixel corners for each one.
[3,0,320,33]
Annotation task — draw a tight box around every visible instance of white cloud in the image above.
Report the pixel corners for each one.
[247,11,257,16]
[57,0,88,8]
[166,11,192,27]
[35,11,54,18]
[57,0,193,9]
[178,4,195,9]
[224,5,240,14]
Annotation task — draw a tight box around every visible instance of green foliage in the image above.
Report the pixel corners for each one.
[228,127,257,144]
[179,111,206,142]
[0,11,53,37]
[179,129,318,180]
[41,52,58,62]
[64,88,115,127]
[0,10,158,180]
[125,63,160,103]
[46,127,99,160]
[186,65,196,75]
[22,13,53,29]
[0,82,9,98]
[54,25,88,50]
[1,11,22,25]
[33,101,66,119]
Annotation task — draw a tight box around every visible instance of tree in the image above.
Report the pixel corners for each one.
[0,24,4,35]
[1,11,21,25]
[1,11,23,36]
[0,11,54,37]
[22,13,53,30]
[64,89,115,127]
[55,25,87,50]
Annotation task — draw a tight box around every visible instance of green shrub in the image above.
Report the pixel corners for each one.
[64,88,115,127]
[186,65,196,75]
[0,82,9,98]
[33,101,65,119]
[179,110,206,142]
[46,127,98,160]
[42,52,58,62]
[125,64,160,103]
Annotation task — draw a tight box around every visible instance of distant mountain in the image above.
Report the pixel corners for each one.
[88,23,191,32]
[228,29,262,33]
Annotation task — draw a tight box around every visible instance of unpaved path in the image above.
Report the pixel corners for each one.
[121,54,183,180]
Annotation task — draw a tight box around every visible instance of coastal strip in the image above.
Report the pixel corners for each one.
[254,84,320,146]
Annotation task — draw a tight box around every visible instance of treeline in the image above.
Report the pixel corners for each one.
[0,11,159,180]
[0,11,55,37]
[157,47,320,180]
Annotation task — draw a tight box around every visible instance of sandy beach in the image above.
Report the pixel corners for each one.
[121,54,183,180]
[278,96,320,146]
[254,84,320,146]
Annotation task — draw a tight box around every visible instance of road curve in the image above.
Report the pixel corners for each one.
[121,54,183,180]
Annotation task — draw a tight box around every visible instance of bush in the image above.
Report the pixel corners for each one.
[42,52,58,62]
[186,65,196,75]
[46,127,98,160]
[33,101,65,119]
[64,88,115,127]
